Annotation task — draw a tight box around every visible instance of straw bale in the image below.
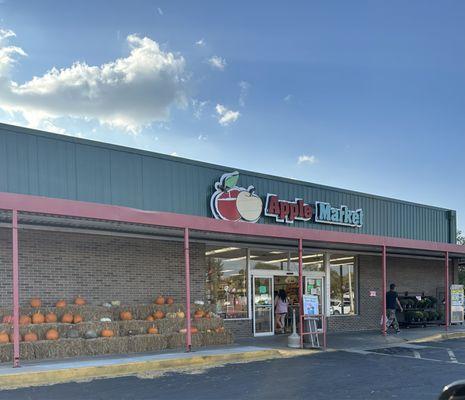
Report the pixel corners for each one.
[33,339,86,360]
[127,334,168,353]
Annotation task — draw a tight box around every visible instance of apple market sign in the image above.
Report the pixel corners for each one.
[210,171,364,228]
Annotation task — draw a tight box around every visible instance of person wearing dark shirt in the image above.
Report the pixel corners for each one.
[386,283,403,333]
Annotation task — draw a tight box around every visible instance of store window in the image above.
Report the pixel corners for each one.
[289,252,324,272]
[205,246,248,319]
[249,249,288,270]
[330,256,357,316]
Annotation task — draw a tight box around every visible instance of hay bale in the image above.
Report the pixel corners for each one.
[128,334,168,353]
[82,337,130,356]
[0,343,12,362]
[19,342,36,361]
[33,339,86,360]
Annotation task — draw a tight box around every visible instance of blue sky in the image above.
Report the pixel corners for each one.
[0,1,464,235]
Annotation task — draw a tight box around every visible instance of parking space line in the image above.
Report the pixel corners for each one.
[447,350,458,363]
[413,351,421,359]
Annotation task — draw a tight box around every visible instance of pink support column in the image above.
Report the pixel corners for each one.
[382,245,387,336]
[184,227,192,352]
[12,210,20,368]
[445,251,449,331]
[298,238,303,348]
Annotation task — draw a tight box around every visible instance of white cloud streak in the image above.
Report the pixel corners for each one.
[297,155,318,165]
[0,31,187,133]
[238,81,250,107]
[0,28,27,76]
[215,104,240,126]
[208,55,226,70]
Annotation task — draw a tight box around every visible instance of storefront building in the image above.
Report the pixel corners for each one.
[1,122,464,354]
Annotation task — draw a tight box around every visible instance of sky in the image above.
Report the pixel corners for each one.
[0,1,464,235]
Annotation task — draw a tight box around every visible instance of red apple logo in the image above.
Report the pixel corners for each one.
[210,171,263,223]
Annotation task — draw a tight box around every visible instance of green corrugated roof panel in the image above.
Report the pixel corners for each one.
[0,123,457,243]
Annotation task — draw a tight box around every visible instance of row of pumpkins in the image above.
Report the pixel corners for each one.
[23,295,175,308]
[0,325,163,344]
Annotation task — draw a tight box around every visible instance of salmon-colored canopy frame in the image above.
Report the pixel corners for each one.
[1,191,463,367]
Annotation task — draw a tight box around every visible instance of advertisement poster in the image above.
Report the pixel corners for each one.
[303,294,319,316]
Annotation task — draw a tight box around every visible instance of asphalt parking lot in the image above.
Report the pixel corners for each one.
[2,338,465,400]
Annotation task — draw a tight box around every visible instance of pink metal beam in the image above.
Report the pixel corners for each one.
[0,192,463,256]
[298,238,303,348]
[12,210,20,367]
[382,245,387,336]
[445,251,449,331]
[184,227,192,352]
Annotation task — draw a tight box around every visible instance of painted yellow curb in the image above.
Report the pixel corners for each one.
[410,331,465,344]
[0,348,315,390]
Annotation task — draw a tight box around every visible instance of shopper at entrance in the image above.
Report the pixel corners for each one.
[275,289,289,334]
[386,283,403,333]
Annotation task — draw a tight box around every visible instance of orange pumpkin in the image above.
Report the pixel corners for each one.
[74,296,86,306]
[194,310,205,319]
[55,299,67,308]
[146,315,155,321]
[100,329,114,338]
[23,332,38,342]
[2,315,12,324]
[215,326,225,333]
[0,331,9,344]
[120,311,133,321]
[153,310,165,320]
[147,326,159,334]
[30,298,42,308]
[154,296,165,305]
[166,297,174,305]
[204,312,211,320]
[32,312,45,324]
[45,329,59,340]
[45,312,57,323]
[19,315,31,325]
[73,314,83,324]
[61,313,74,323]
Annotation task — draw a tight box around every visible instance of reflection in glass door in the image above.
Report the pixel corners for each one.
[253,276,274,336]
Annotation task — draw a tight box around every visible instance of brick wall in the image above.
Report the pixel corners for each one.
[0,228,206,307]
[328,255,454,333]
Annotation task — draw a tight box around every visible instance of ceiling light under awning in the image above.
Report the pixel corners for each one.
[205,247,239,256]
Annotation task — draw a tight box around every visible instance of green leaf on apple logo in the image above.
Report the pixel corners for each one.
[224,172,239,189]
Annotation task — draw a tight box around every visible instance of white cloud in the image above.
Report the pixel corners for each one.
[198,134,207,140]
[208,55,226,71]
[238,81,250,107]
[195,39,205,47]
[0,31,187,133]
[297,155,318,165]
[215,104,240,126]
[157,7,163,15]
[170,151,178,156]
[0,28,27,76]
[284,94,293,103]
[192,99,208,119]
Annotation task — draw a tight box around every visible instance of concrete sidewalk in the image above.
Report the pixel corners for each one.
[1,325,464,390]
[327,325,465,350]
[236,325,465,351]
[0,345,311,390]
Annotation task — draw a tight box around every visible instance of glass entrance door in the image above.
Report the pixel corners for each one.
[253,276,274,336]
